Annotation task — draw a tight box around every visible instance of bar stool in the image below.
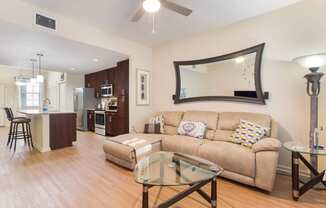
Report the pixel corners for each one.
[3,108,33,152]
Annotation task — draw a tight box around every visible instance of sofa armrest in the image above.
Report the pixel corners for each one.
[252,138,281,153]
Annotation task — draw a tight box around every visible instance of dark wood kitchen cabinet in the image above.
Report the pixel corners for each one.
[95,70,107,98]
[106,67,116,87]
[96,70,107,86]
[85,73,96,88]
[115,60,129,96]
[105,112,128,136]
[49,113,77,150]
[85,59,129,97]
[85,59,129,136]
[85,73,100,97]
[87,110,95,131]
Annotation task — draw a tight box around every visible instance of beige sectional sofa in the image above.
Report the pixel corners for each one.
[103,111,282,192]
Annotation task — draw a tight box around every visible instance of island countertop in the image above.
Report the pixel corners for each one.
[19,110,77,152]
[19,110,76,115]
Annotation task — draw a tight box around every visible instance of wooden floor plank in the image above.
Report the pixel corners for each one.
[0,127,325,208]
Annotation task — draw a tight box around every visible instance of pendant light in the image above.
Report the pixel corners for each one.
[36,53,44,83]
[30,58,37,85]
[15,68,28,86]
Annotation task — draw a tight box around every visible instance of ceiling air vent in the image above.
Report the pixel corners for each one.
[35,13,56,30]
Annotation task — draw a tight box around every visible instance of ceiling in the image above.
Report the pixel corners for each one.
[23,0,302,46]
[0,21,128,73]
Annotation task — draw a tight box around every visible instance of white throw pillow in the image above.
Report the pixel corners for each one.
[231,119,269,148]
[177,121,207,139]
[149,114,165,134]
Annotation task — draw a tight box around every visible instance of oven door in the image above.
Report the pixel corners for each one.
[95,112,105,129]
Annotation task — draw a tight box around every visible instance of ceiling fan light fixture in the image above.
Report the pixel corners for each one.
[143,0,161,13]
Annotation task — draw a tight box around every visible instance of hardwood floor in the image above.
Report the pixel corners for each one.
[0,126,325,208]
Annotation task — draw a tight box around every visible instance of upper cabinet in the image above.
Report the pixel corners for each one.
[85,59,129,98]
[106,67,116,86]
[85,73,96,88]
[115,60,129,96]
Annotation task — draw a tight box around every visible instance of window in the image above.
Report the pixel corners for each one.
[19,83,41,109]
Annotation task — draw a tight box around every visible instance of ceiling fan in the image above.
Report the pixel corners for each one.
[130,0,192,22]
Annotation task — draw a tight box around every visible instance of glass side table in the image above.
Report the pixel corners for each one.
[284,142,326,201]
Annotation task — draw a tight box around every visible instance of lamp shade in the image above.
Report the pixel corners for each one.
[293,53,326,69]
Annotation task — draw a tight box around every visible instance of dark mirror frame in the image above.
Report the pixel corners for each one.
[173,43,266,105]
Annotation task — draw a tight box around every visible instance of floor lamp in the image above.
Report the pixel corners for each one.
[293,53,326,178]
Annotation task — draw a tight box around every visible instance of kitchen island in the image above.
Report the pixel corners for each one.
[18,110,77,152]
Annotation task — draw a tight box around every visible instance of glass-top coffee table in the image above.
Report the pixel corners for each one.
[134,151,223,208]
[284,142,326,201]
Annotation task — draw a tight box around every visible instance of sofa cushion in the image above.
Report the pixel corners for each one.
[183,111,218,130]
[198,141,255,178]
[164,126,178,135]
[103,134,163,169]
[213,130,234,142]
[206,130,216,140]
[161,135,205,155]
[161,111,184,127]
[218,112,272,136]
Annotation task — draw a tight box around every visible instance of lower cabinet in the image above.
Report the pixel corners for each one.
[106,112,128,136]
[49,113,76,150]
[87,110,95,131]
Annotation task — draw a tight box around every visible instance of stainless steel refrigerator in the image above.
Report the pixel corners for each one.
[73,88,97,131]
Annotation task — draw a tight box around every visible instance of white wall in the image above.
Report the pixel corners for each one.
[0,84,5,126]
[0,65,25,126]
[152,0,326,172]
[62,73,84,112]
[45,71,84,112]
[0,0,154,129]
[45,71,60,110]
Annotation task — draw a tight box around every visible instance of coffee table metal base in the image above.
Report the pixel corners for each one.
[292,152,326,200]
[142,177,217,208]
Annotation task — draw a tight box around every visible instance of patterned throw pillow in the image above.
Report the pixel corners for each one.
[231,120,269,148]
[144,123,161,134]
[149,114,165,134]
[177,121,207,139]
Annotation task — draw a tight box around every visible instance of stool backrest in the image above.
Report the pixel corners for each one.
[4,107,14,121]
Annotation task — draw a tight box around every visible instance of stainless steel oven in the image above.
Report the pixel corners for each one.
[101,84,113,97]
[95,111,106,136]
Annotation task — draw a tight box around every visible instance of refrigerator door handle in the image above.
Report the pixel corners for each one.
[74,95,78,112]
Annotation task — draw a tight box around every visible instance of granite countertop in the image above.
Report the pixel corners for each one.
[18,110,76,115]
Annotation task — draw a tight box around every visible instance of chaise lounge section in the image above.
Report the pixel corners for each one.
[103,111,281,192]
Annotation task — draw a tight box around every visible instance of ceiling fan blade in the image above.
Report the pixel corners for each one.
[130,6,145,22]
[161,0,192,16]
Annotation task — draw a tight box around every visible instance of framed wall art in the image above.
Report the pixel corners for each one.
[136,69,150,105]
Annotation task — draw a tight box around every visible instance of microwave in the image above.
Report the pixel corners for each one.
[101,84,113,97]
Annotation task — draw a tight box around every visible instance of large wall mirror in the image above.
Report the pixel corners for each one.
[173,43,266,105]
